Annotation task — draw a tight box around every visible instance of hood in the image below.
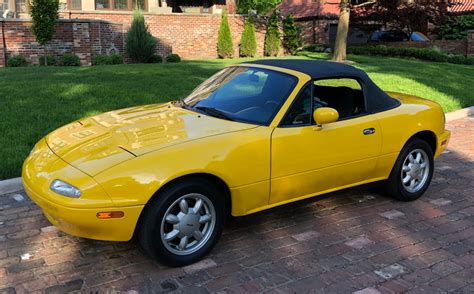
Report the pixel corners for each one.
[46,103,257,176]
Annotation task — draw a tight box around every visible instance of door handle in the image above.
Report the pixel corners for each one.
[363,128,376,135]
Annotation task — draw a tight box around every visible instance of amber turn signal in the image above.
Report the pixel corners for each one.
[97,211,124,219]
[441,139,448,146]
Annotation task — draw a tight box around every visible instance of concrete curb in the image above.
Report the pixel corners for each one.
[445,106,474,122]
[0,106,473,195]
[0,177,23,195]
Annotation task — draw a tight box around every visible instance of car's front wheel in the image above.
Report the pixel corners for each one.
[137,178,225,266]
[385,138,434,201]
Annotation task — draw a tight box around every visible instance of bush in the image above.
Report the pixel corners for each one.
[93,54,123,65]
[438,15,474,40]
[346,45,473,65]
[302,44,327,53]
[39,55,56,66]
[217,10,234,58]
[7,55,28,67]
[467,57,474,65]
[283,14,300,55]
[448,54,468,65]
[264,11,281,57]
[166,54,181,63]
[240,17,257,57]
[126,9,157,63]
[148,55,163,63]
[59,53,80,66]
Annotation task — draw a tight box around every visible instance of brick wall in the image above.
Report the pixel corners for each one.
[0,19,125,67]
[1,13,266,67]
[296,19,334,45]
[61,12,266,59]
[468,30,474,57]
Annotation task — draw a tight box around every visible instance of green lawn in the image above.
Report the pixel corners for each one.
[1,54,473,180]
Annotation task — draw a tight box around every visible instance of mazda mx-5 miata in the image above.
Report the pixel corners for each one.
[23,60,450,266]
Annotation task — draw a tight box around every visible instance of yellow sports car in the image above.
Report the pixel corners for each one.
[23,60,450,266]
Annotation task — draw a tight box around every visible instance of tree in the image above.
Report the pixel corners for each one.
[28,0,59,66]
[237,0,282,15]
[240,17,257,57]
[217,10,234,58]
[264,11,281,56]
[126,9,157,63]
[333,0,351,62]
[283,14,300,55]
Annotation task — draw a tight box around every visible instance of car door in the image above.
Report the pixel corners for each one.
[270,79,382,205]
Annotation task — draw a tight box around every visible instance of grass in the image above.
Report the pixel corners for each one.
[1,54,473,179]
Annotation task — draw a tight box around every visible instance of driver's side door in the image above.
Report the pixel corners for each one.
[270,82,382,205]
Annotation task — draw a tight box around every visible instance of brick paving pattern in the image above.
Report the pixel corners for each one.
[0,117,473,293]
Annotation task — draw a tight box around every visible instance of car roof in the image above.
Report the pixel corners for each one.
[245,59,365,80]
[242,59,401,114]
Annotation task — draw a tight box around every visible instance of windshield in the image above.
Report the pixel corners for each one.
[182,66,297,125]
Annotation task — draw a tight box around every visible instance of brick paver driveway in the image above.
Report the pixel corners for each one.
[1,117,473,294]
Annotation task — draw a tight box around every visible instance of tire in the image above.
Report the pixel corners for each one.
[137,178,225,266]
[385,138,434,201]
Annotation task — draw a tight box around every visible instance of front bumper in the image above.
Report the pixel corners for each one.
[435,130,451,158]
[22,139,143,241]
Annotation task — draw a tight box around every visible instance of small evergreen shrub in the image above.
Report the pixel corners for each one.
[7,55,28,67]
[166,54,181,63]
[264,11,281,57]
[217,10,234,58]
[240,17,257,57]
[39,55,56,66]
[283,14,300,55]
[59,53,81,66]
[148,55,163,63]
[126,9,157,63]
[93,54,123,65]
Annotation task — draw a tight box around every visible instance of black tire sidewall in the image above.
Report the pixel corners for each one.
[138,179,225,266]
[388,138,434,201]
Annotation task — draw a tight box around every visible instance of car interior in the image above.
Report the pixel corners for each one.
[282,78,366,126]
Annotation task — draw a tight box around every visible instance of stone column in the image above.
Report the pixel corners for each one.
[467,30,474,57]
[72,21,92,66]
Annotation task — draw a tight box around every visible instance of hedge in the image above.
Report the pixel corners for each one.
[346,45,474,65]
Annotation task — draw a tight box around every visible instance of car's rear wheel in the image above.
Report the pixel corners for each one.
[137,178,225,266]
[385,138,434,201]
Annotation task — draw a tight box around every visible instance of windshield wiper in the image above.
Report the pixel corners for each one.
[195,106,234,121]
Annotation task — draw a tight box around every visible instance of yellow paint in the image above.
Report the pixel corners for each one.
[22,64,450,242]
[313,107,339,125]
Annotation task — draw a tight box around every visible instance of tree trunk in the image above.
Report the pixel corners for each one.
[332,0,350,62]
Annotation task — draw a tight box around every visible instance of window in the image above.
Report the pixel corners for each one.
[95,0,146,10]
[281,84,313,126]
[15,0,27,13]
[182,67,297,125]
[0,0,8,13]
[68,0,82,10]
[314,78,365,119]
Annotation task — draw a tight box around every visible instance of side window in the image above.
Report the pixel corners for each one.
[281,84,312,126]
[313,78,366,120]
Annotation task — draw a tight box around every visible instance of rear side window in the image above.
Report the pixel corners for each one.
[313,78,366,120]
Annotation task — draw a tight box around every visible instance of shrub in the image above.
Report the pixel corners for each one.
[148,54,163,63]
[467,57,474,65]
[126,9,157,63]
[217,10,234,58]
[93,54,123,65]
[39,55,56,66]
[264,11,281,57]
[346,45,473,65]
[240,17,257,57]
[166,54,181,63]
[283,14,300,55]
[302,44,326,53]
[7,55,28,67]
[448,54,468,64]
[59,53,80,66]
[438,15,474,40]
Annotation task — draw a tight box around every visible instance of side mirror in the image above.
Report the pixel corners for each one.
[313,107,339,126]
